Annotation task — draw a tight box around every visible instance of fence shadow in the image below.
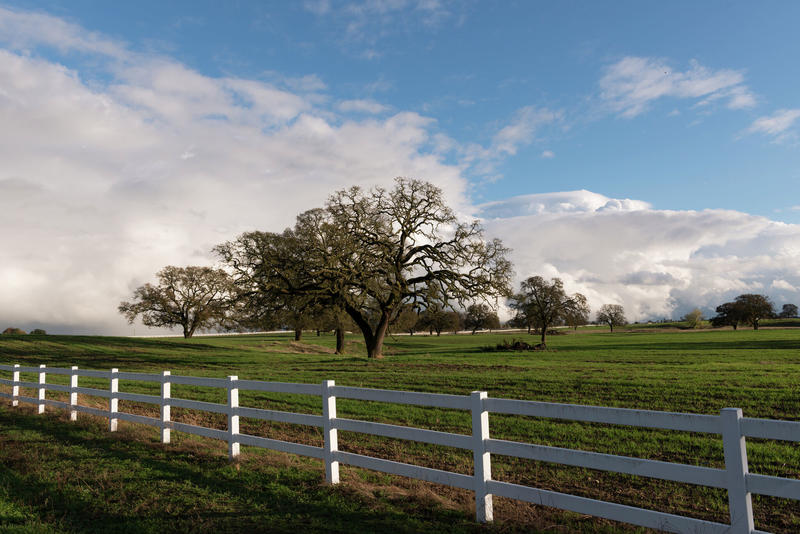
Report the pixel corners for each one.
[0,408,480,534]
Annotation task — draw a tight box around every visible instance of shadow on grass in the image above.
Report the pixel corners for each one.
[0,408,488,534]
[559,338,800,353]
[0,335,243,371]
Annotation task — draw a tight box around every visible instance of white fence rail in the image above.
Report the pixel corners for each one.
[1,363,798,533]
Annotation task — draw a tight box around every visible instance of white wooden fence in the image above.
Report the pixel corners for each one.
[1,363,798,533]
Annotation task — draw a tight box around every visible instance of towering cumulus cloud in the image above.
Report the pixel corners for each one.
[481,191,800,321]
[0,44,464,334]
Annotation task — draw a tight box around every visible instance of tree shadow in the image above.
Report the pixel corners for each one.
[564,338,800,353]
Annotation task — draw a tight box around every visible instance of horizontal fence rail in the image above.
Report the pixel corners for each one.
[1,363,798,533]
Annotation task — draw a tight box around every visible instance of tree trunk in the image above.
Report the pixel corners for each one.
[527,325,531,335]
[753,319,759,331]
[294,328,302,341]
[316,329,321,336]
[609,324,614,332]
[335,327,345,354]
[733,323,738,331]
[540,325,547,346]
[365,313,390,358]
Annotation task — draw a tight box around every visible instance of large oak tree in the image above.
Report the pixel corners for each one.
[216,178,512,358]
[118,266,233,338]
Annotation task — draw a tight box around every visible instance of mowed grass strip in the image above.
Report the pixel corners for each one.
[1,328,799,533]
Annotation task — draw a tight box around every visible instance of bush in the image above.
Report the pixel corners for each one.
[2,327,27,335]
[29,329,47,335]
[481,339,548,352]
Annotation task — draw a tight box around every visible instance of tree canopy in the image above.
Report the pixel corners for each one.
[464,303,500,334]
[597,304,626,332]
[779,303,798,319]
[710,301,742,330]
[508,276,587,346]
[118,266,233,338]
[733,294,774,330]
[216,178,512,358]
[711,294,774,331]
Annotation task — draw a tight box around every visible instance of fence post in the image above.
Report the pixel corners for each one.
[322,380,339,484]
[471,391,493,523]
[37,364,46,414]
[109,368,119,432]
[161,371,171,444]
[227,375,239,460]
[721,408,754,534]
[69,366,78,421]
[12,363,20,407]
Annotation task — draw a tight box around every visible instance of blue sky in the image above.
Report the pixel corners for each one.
[1,1,799,334]
[7,0,800,216]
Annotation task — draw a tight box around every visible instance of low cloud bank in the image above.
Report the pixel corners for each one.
[483,191,800,321]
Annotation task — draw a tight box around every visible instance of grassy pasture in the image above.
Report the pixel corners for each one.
[1,328,799,533]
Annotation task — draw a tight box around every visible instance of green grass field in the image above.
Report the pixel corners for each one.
[1,328,799,533]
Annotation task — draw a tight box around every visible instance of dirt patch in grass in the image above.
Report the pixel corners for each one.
[257,341,337,354]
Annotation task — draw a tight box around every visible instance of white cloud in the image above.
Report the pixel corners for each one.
[747,109,800,142]
[450,106,560,179]
[338,98,389,114]
[772,279,796,292]
[482,193,800,321]
[541,150,555,159]
[304,0,456,53]
[0,43,466,335]
[303,0,331,16]
[0,5,128,58]
[492,106,559,156]
[599,57,754,118]
[478,190,650,219]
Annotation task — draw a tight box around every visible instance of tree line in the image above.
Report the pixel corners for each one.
[118,178,796,356]
[709,296,796,330]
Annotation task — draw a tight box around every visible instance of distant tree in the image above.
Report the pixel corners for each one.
[312,306,353,354]
[465,303,494,334]
[417,302,452,336]
[779,303,798,319]
[484,312,501,332]
[734,294,774,330]
[2,327,26,335]
[448,311,465,334]
[710,301,742,330]
[597,304,626,332]
[563,293,590,330]
[391,305,420,336]
[29,329,47,335]
[681,308,704,329]
[119,266,233,338]
[508,276,587,346]
[278,300,320,341]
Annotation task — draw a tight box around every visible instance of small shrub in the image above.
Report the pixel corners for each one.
[29,328,47,335]
[481,339,548,352]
